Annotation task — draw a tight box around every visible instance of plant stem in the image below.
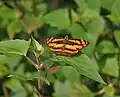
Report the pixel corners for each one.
[2,85,9,97]
[36,57,44,97]
[118,48,120,81]
[25,56,38,69]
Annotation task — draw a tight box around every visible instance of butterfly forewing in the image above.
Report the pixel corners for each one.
[46,36,89,55]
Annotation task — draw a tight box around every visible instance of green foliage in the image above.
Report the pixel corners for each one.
[52,54,105,84]
[0,39,30,56]
[43,9,70,29]
[0,0,120,97]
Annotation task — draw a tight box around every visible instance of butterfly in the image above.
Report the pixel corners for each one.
[46,36,89,55]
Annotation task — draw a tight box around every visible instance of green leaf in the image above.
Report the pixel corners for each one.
[43,9,70,29]
[109,0,120,21]
[102,57,119,77]
[8,73,50,85]
[87,0,100,12]
[30,36,44,57]
[53,80,71,97]
[0,55,8,77]
[103,84,115,96]
[114,30,120,47]
[96,41,118,54]
[0,39,30,56]
[51,54,106,84]
[70,83,94,97]
[11,90,26,97]
[7,56,22,70]
[100,0,114,11]
[5,78,22,91]
[0,55,7,65]
[22,15,43,33]
[68,23,92,56]
[7,19,22,38]
[0,6,20,19]
[62,66,79,83]
[74,0,86,11]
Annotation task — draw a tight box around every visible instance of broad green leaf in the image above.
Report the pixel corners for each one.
[62,66,79,83]
[102,57,119,77]
[22,15,44,33]
[109,0,120,21]
[0,6,20,19]
[71,9,80,23]
[0,55,8,77]
[7,19,22,38]
[7,56,22,70]
[100,0,114,11]
[51,54,105,84]
[0,55,7,65]
[11,89,26,97]
[114,30,120,47]
[43,9,70,29]
[80,9,100,22]
[5,78,22,91]
[69,23,85,39]
[53,80,71,97]
[30,36,44,57]
[74,0,86,11]
[96,41,118,54]
[87,0,100,12]
[70,83,94,97]
[86,17,105,36]
[0,39,30,56]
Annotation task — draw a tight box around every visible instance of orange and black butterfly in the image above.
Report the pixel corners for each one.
[46,36,89,55]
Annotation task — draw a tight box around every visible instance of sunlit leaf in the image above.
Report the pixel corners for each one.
[102,57,119,77]
[96,41,118,54]
[51,54,105,84]
[114,30,120,47]
[43,9,70,29]
[30,36,44,57]
[53,80,71,97]
[62,66,79,83]
[0,39,30,56]
[70,83,94,97]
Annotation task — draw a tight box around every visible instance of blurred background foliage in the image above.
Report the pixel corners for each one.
[0,0,120,97]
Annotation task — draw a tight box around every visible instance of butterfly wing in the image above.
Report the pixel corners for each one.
[46,37,89,55]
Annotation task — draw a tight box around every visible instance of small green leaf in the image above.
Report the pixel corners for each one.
[5,78,22,91]
[0,39,30,56]
[0,55,8,77]
[43,9,70,29]
[109,0,120,21]
[87,0,100,12]
[114,30,120,47]
[30,36,44,57]
[96,41,118,54]
[103,84,115,96]
[62,66,79,83]
[0,55,7,65]
[71,9,80,23]
[74,0,86,11]
[102,57,119,77]
[100,0,114,11]
[52,54,105,84]
[7,19,22,38]
[8,73,50,85]
[54,80,70,97]
[71,83,94,97]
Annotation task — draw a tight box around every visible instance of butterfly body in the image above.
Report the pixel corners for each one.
[46,36,89,55]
